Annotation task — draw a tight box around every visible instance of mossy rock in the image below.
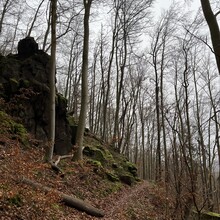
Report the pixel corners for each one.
[102,148,114,161]
[119,174,135,186]
[126,161,138,176]
[67,116,77,126]
[0,111,28,145]
[83,146,107,163]
[87,159,103,168]
[56,93,67,112]
[0,111,14,133]
[105,171,120,182]
[112,163,118,169]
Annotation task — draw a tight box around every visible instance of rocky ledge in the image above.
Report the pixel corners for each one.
[0,37,72,155]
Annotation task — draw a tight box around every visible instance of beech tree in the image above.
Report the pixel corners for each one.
[112,0,153,152]
[47,0,57,161]
[73,0,93,161]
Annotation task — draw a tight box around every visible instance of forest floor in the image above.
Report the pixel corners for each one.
[100,180,171,220]
[0,134,175,220]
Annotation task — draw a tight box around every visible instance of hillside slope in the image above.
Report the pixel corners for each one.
[0,110,174,220]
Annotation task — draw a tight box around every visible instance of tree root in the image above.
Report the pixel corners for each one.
[50,154,73,177]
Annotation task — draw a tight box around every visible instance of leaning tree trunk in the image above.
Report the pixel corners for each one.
[200,0,220,74]
[21,177,104,217]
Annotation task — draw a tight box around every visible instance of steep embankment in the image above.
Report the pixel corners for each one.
[0,37,175,219]
[0,109,174,220]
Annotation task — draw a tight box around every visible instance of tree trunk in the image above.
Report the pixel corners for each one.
[0,0,10,35]
[21,177,104,217]
[73,0,92,160]
[47,0,57,161]
[27,0,45,37]
[200,0,220,74]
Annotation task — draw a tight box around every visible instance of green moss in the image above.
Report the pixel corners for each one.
[51,203,62,210]
[7,194,23,207]
[102,148,114,161]
[56,93,67,108]
[83,146,107,164]
[87,159,103,168]
[105,171,120,182]
[126,161,138,176]
[10,121,28,145]
[67,116,77,126]
[101,180,122,196]
[0,111,28,145]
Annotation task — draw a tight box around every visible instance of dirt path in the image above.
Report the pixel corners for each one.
[101,181,153,220]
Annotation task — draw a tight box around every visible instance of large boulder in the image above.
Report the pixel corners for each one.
[18,37,38,59]
[0,37,72,155]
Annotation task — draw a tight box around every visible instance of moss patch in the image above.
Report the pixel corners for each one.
[0,111,28,145]
[67,116,77,126]
[83,146,108,164]
[100,180,122,197]
[7,194,23,207]
[87,159,103,168]
[126,161,138,176]
[105,171,120,182]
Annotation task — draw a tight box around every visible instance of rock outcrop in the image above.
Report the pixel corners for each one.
[0,37,72,155]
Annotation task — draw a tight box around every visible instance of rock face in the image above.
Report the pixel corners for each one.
[0,37,72,155]
[18,37,39,59]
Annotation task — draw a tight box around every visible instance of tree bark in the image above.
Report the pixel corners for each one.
[47,0,57,161]
[21,177,105,217]
[74,0,92,160]
[200,0,220,74]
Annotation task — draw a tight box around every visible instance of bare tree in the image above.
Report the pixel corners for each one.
[0,0,12,35]
[73,0,93,161]
[200,0,220,74]
[27,0,45,37]
[47,0,57,161]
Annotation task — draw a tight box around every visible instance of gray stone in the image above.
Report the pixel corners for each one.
[18,37,38,59]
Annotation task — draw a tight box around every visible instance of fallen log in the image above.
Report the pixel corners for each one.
[21,177,105,218]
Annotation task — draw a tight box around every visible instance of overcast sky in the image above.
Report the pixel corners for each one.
[153,0,201,14]
[154,0,201,10]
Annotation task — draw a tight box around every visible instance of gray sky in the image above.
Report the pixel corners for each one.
[153,0,201,14]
